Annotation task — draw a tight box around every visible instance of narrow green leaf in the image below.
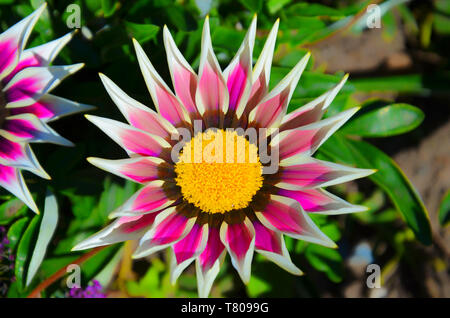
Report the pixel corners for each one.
[26,191,59,287]
[320,135,432,245]
[15,215,40,289]
[342,103,424,137]
[101,0,117,17]
[124,21,160,44]
[438,190,450,226]
[7,217,30,252]
[305,245,343,283]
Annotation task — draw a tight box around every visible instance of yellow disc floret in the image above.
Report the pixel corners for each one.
[175,129,263,214]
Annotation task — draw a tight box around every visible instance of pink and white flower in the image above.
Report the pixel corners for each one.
[0,3,92,212]
[73,16,374,297]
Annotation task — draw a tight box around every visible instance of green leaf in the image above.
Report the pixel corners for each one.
[438,190,450,226]
[239,0,263,12]
[247,275,271,297]
[101,0,118,17]
[305,245,343,283]
[320,135,432,245]
[286,3,345,18]
[267,0,292,14]
[0,198,27,224]
[342,103,424,137]
[124,21,160,44]
[7,217,30,252]
[15,215,40,289]
[26,191,59,287]
[351,74,425,93]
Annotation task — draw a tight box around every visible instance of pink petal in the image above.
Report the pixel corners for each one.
[243,19,279,117]
[9,94,93,123]
[198,227,225,272]
[173,223,207,264]
[0,4,46,80]
[133,39,190,126]
[3,114,72,145]
[0,163,37,212]
[195,17,228,126]
[85,115,170,157]
[72,212,159,251]
[255,195,335,247]
[220,218,255,283]
[0,40,18,79]
[223,15,255,117]
[278,157,375,190]
[133,208,196,258]
[4,64,84,107]
[280,74,349,131]
[99,73,176,138]
[273,108,359,159]
[253,219,282,254]
[278,188,367,215]
[163,26,198,117]
[110,181,175,218]
[249,53,310,128]
[87,157,166,184]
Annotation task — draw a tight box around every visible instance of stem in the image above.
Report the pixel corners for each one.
[27,246,107,298]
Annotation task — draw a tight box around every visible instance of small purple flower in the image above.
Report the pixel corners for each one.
[67,280,106,298]
[0,225,14,297]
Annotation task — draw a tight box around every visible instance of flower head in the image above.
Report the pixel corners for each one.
[0,3,92,213]
[73,16,374,297]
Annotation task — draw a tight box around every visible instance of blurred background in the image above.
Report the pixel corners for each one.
[0,0,449,298]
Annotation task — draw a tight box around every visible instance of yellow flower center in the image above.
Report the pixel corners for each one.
[175,129,263,214]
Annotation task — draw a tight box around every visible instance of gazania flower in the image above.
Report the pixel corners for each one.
[0,3,92,213]
[73,16,374,297]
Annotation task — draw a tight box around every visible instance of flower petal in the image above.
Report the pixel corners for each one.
[99,73,177,139]
[195,16,229,127]
[72,213,159,251]
[87,156,167,184]
[248,53,310,128]
[3,113,73,146]
[278,188,368,215]
[0,164,38,213]
[280,74,349,131]
[0,3,46,80]
[4,31,75,83]
[196,227,226,298]
[277,156,375,190]
[4,64,84,107]
[253,219,302,275]
[255,195,336,247]
[243,19,279,117]
[0,134,49,179]
[133,207,196,258]
[170,223,208,284]
[9,94,94,123]
[223,15,256,118]
[220,218,255,284]
[133,39,190,126]
[85,115,171,157]
[163,26,198,118]
[272,107,359,159]
[109,180,177,218]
